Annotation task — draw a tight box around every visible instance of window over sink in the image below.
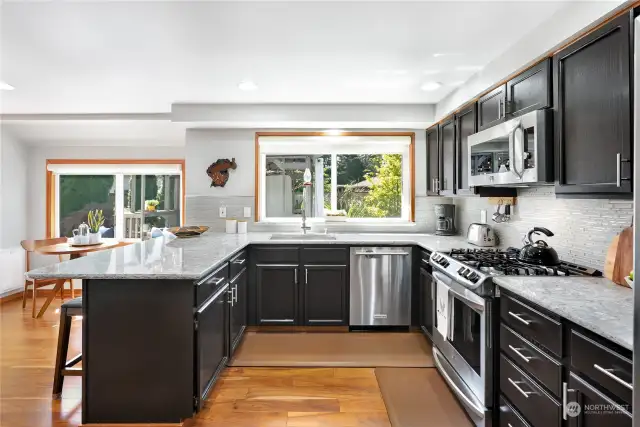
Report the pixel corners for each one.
[257,133,414,223]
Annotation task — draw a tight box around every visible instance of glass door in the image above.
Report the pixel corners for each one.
[449,296,483,376]
[123,174,181,239]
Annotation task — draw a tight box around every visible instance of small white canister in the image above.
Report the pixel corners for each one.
[225,219,237,234]
[237,220,247,234]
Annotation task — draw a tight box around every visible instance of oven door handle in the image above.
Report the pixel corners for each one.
[433,271,485,312]
[433,347,485,418]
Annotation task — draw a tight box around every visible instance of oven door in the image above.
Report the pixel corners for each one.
[432,272,493,418]
[468,109,549,187]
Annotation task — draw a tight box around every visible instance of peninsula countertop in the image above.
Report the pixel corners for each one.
[26,232,475,281]
[494,276,632,351]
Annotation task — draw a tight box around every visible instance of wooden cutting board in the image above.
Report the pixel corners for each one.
[604,226,633,287]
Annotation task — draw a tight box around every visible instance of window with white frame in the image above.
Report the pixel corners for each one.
[48,163,183,239]
[258,135,413,222]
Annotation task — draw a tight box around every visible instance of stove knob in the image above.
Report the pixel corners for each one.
[457,267,465,275]
[468,273,480,283]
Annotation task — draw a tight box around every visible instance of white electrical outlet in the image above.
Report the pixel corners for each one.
[219,207,227,218]
[244,207,251,218]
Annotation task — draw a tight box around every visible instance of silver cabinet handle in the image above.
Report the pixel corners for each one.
[208,277,224,286]
[355,252,410,256]
[508,345,532,363]
[508,311,531,326]
[498,98,502,119]
[617,153,621,187]
[305,268,308,284]
[227,288,234,306]
[232,258,246,265]
[508,378,534,398]
[593,364,633,390]
[233,285,238,304]
[294,268,298,284]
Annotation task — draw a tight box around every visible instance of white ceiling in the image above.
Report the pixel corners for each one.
[0,1,573,115]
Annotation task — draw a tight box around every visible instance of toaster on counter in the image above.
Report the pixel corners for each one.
[467,223,496,247]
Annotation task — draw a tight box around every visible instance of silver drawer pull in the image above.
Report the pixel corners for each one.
[355,251,410,256]
[232,258,246,265]
[208,277,224,286]
[593,364,633,390]
[508,345,532,363]
[508,378,535,398]
[508,311,531,326]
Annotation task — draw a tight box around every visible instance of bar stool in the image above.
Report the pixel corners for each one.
[53,297,83,398]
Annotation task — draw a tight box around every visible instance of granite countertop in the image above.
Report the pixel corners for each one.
[494,276,633,351]
[26,232,474,281]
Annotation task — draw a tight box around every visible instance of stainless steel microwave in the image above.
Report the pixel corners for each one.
[468,109,553,187]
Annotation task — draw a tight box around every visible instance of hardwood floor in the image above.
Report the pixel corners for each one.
[0,298,391,427]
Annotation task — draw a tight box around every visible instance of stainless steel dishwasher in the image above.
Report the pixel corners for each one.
[349,247,412,327]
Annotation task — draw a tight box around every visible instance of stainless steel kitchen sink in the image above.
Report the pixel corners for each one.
[269,233,336,240]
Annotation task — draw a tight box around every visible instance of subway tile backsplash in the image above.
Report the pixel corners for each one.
[453,186,633,270]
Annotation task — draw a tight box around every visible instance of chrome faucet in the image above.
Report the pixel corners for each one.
[301,186,311,234]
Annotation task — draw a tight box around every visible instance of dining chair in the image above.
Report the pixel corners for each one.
[21,238,71,318]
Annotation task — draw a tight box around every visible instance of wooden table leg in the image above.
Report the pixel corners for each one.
[35,279,66,318]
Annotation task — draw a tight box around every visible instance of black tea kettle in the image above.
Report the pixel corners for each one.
[518,227,560,266]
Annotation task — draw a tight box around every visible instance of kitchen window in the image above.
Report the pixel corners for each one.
[47,161,184,239]
[257,133,414,222]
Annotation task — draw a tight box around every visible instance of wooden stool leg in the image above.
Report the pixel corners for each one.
[22,280,29,308]
[70,280,75,299]
[52,307,71,398]
[31,284,37,318]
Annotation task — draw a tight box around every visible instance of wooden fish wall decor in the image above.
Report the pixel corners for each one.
[206,158,237,187]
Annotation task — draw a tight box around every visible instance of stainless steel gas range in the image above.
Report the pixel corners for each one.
[429,248,601,427]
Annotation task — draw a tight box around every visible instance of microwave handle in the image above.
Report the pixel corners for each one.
[509,123,524,179]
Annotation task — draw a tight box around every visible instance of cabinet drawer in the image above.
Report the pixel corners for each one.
[500,353,561,427]
[195,263,229,307]
[229,250,248,279]
[569,372,632,426]
[570,330,632,406]
[301,247,347,265]
[499,396,531,427]
[253,246,299,264]
[501,293,562,357]
[500,324,562,397]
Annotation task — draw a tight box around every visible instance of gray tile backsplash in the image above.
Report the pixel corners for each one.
[453,186,633,270]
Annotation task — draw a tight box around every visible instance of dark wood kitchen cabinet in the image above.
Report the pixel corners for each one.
[567,372,632,427]
[477,84,507,130]
[455,103,477,195]
[228,266,247,356]
[419,266,434,339]
[439,116,456,195]
[553,12,633,196]
[303,265,348,325]
[426,125,440,195]
[256,264,299,325]
[506,58,552,118]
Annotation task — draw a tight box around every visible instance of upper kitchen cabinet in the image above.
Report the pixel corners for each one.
[426,125,440,195]
[455,103,477,195]
[439,116,456,195]
[553,12,633,196]
[506,58,552,117]
[477,85,507,131]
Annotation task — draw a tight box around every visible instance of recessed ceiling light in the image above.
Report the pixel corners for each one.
[0,81,15,91]
[238,80,257,91]
[448,81,465,86]
[423,69,441,75]
[455,65,483,71]
[421,82,442,91]
[324,129,344,136]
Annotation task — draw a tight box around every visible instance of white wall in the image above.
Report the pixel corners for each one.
[435,1,628,120]
[0,129,28,295]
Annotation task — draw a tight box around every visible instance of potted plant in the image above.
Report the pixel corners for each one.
[87,209,105,244]
[145,199,160,212]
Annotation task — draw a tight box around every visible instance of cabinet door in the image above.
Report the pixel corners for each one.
[256,265,299,325]
[477,84,507,130]
[455,104,477,194]
[506,58,552,118]
[419,267,434,339]
[567,372,632,427]
[229,267,247,356]
[194,283,228,410]
[303,265,348,325]
[554,13,632,195]
[439,116,456,195]
[426,125,440,195]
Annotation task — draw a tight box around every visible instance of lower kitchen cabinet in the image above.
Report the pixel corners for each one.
[567,372,632,427]
[194,282,229,410]
[256,264,299,325]
[419,266,434,338]
[303,265,347,325]
[229,267,247,356]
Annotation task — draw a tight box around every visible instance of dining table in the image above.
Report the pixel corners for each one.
[33,238,133,318]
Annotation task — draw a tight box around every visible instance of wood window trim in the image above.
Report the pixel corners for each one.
[254,131,416,223]
[45,159,186,238]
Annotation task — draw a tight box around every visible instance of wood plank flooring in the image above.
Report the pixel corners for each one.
[0,298,391,427]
